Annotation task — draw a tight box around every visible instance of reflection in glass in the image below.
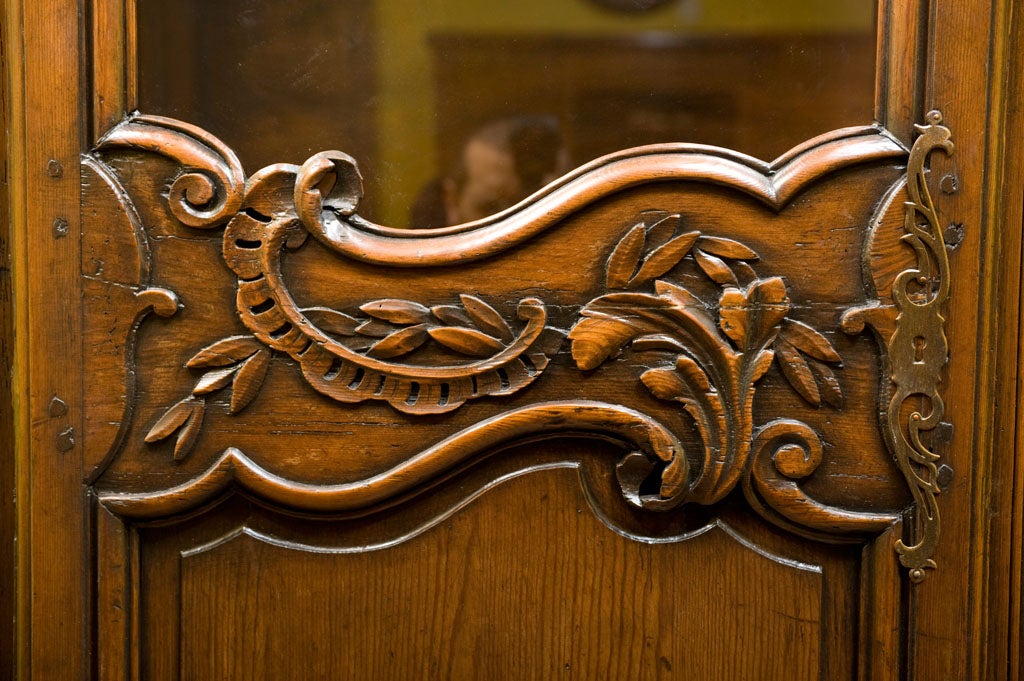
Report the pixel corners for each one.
[137,0,876,227]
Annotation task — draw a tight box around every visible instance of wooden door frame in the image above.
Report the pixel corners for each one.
[2,0,1023,678]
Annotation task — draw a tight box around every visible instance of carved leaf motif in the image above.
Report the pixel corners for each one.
[779,319,842,363]
[606,223,646,289]
[144,397,197,443]
[641,366,691,401]
[230,348,270,414]
[359,299,431,325]
[654,280,713,327]
[631,333,688,354]
[193,366,237,395]
[694,249,738,285]
[570,292,668,370]
[571,318,647,371]
[460,294,514,341]
[718,277,790,351]
[173,399,206,461]
[366,323,430,358]
[302,307,361,337]
[629,231,700,287]
[643,213,681,249]
[674,355,713,393]
[428,326,505,357]
[811,362,843,409]
[695,235,759,260]
[750,348,776,383]
[641,357,712,402]
[186,335,260,368]
[144,396,206,461]
[356,320,398,338]
[431,304,474,327]
[660,456,688,498]
[775,338,822,406]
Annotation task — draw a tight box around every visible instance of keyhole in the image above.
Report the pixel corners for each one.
[913,336,927,363]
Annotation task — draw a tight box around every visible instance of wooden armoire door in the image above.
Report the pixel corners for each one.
[2,1,1023,679]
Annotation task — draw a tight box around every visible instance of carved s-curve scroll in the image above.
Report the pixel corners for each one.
[105,401,684,519]
[844,111,954,582]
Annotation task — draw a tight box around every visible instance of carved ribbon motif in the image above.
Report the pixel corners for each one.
[89,114,952,581]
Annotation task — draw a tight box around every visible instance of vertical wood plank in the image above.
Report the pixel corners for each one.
[90,0,137,141]
[996,2,1024,679]
[96,504,131,681]
[912,0,1023,679]
[874,0,928,145]
[0,10,18,680]
[6,0,87,677]
[858,525,903,681]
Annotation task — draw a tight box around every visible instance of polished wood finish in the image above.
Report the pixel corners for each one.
[3,1,1024,680]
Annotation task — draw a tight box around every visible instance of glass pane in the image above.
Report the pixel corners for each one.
[137,0,876,227]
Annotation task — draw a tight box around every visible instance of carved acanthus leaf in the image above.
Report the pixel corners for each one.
[573,219,844,511]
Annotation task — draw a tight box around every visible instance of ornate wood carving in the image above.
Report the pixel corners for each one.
[83,112,953,581]
[569,219,846,513]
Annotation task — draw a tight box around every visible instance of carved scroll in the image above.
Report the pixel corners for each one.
[85,113,954,581]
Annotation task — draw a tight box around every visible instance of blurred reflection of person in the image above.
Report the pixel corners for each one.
[409,115,569,228]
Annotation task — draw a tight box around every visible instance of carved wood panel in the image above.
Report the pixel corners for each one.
[82,110,954,677]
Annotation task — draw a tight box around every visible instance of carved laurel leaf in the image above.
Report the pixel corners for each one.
[144,396,206,461]
[302,307,361,337]
[780,319,842,363]
[366,323,430,358]
[643,213,681,250]
[359,299,431,325]
[428,326,504,357]
[193,366,238,395]
[606,223,646,289]
[230,348,270,414]
[775,338,821,406]
[431,304,474,327]
[694,249,739,285]
[811,362,843,408]
[144,397,197,443]
[695,235,759,260]
[628,231,700,287]
[186,335,260,369]
[459,294,513,341]
[173,399,206,461]
[356,320,398,338]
